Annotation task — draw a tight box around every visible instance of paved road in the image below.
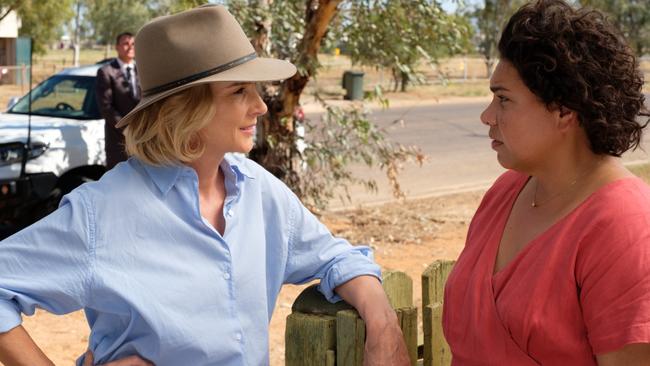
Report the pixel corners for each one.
[306,97,650,209]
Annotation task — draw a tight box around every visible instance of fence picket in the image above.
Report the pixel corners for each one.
[421,260,455,366]
[383,271,414,308]
[397,307,418,365]
[336,309,365,366]
[422,260,455,307]
[285,312,336,366]
[423,303,452,366]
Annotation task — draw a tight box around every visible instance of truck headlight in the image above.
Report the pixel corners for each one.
[0,142,23,166]
[0,142,49,167]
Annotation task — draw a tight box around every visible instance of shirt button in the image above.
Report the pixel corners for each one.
[223,272,231,280]
[235,333,242,342]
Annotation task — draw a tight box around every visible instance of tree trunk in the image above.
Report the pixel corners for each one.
[0,4,16,23]
[400,70,409,92]
[249,0,273,159]
[251,0,273,56]
[250,0,343,189]
[485,57,495,78]
[391,67,399,92]
[72,1,81,67]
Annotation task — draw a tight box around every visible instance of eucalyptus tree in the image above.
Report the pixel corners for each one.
[468,0,525,77]
[345,0,472,92]
[225,0,448,209]
[148,0,206,17]
[0,0,74,54]
[84,0,149,57]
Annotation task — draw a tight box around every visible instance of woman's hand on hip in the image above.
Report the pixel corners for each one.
[83,350,154,366]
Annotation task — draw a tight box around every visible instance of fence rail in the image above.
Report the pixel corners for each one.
[285,259,456,366]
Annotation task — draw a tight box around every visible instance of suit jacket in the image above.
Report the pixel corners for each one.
[96,58,141,169]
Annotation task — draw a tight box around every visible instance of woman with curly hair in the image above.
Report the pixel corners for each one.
[443,0,650,364]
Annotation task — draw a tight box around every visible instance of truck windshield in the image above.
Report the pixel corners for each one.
[8,75,101,120]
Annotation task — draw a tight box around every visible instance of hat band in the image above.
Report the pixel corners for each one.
[142,52,257,97]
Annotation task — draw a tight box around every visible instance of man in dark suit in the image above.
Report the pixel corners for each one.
[96,32,141,170]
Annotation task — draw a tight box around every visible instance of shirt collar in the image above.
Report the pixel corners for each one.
[138,159,187,196]
[115,57,136,70]
[223,154,255,181]
[138,155,255,195]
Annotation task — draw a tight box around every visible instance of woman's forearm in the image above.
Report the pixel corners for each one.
[334,275,396,328]
[0,325,54,366]
[335,275,411,365]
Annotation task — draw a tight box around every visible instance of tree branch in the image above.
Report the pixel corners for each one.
[280,0,343,119]
[0,3,17,23]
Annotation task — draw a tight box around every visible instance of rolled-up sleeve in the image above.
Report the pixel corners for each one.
[0,189,94,333]
[283,191,381,303]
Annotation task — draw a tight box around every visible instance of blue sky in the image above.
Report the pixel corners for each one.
[441,0,484,13]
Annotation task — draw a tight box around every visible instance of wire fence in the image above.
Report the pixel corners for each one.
[0,55,649,106]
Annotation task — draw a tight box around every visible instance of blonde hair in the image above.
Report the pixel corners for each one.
[123,84,215,165]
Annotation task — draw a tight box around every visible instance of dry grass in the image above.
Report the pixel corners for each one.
[629,161,650,180]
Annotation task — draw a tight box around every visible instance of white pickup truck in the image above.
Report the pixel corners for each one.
[0,64,106,234]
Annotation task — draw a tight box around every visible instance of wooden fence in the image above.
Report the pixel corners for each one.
[285,259,456,366]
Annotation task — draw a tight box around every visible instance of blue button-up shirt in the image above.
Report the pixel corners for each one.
[0,155,380,365]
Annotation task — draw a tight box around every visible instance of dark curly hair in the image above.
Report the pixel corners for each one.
[498,0,649,156]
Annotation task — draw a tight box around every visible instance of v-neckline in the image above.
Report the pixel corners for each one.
[489,173,637,278]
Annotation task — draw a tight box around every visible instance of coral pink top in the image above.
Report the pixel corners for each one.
[443,171,650,365]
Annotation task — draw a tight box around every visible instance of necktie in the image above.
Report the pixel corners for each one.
[125,66,137,98]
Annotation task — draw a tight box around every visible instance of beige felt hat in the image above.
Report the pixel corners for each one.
[116,4,296,128]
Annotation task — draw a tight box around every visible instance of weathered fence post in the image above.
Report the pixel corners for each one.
[421,260,455,366]
[286,270,417,365]
[384,271,413,309]
[336,309,365,366]
[285,311,337,366]
[286,285,353,366]
[384,271,418,365]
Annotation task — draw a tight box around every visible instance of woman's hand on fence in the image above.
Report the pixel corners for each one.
[364,319,410,366]
[334,275,411,366]
[82,350,154,366]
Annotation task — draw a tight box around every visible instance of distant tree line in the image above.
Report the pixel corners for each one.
[465,0,649,77]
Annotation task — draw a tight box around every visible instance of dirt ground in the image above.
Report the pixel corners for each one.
[19,189,485,365]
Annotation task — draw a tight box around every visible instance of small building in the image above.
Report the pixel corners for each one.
[0,10,19,84]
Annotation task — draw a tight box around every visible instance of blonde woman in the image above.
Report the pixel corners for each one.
[0,6,409,366]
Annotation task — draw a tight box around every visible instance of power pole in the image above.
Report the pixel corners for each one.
[73,0,82,67]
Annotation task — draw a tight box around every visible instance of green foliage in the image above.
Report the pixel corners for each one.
[148,0,206,17]
[226,0,433,209]
[298,95,424,210]
[1,0,74,55]
[228,1,313,68]
[85,0,149,45]
[345,0,472,92]
[580,0,650,56]
[465,0,526,77]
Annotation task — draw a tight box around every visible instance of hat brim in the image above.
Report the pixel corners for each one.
[116,57,296,128]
